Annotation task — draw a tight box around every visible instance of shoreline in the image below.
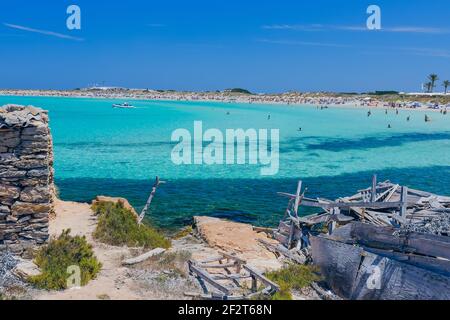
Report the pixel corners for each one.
[1,91,448,114]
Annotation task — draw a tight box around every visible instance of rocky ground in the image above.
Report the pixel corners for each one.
[1,198,300,300]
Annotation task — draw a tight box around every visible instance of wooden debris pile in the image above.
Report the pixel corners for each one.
[272,175,450,300]
[186,252,279,300]
[275,175,450,255]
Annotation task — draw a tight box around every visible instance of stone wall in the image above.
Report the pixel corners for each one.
[0,105,54,255]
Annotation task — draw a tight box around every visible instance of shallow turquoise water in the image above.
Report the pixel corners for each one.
[1,96,450,228]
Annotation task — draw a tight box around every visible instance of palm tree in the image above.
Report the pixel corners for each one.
[427,74,439,93]
[444,80,450,94]
[424,82,433,93]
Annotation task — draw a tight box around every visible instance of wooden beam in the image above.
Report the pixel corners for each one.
[242,265,280,291]
[188,262,231,295]
[400,186,408,218]
[293,181,302,217]
[371,174,377,202]
[348,223,450,260]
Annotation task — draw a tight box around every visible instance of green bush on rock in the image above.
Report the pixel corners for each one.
[92,201,171,249]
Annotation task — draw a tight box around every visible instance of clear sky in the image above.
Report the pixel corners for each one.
[1,0,450,93]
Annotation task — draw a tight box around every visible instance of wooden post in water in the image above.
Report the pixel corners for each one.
[138,176,166,225]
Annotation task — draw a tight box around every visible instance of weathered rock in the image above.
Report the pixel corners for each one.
[20,140,49,150]
[12,259,41,280]
[14,158,47,170]
[0,185,20,199]
[0,170,27,179]
[11,202,52,216]
[193,216,282,271]
[22,125,48,136]
[20,186,51,203]
[1,138,20,148]
[27,169,50,178]
[0,105,54,256]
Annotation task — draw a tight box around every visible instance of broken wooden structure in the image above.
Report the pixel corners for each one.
[275,175,450,253]
[271,175,450,300]
[311,222,450,300]
[186,252,279,300]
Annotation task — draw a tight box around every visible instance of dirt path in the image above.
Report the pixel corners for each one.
[32,200,284,300]
[35,200,140,300]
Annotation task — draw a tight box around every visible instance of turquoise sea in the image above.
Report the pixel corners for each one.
[1,96,450,229]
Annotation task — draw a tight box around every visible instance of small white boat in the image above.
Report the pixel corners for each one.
[112,102,135,109]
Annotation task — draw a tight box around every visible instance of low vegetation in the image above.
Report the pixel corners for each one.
[266,264,322,300]
[92,201,171,249]
[172,226,193,240]
[29,229,102,290]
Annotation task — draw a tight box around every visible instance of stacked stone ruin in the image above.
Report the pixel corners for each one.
[0,105,54,255]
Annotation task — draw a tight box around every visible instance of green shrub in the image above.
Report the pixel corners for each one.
[271,283,293,300]
[172,226,193,240]
[92,201,171,249]
[29,229,102,290]
[266,264,321,300]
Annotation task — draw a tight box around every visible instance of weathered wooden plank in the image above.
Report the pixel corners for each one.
[200,263,239,269]
[400,186,408,217]
[300,199,406,210]
[258,239,307,264]
[273,231,289,245]
[278,221,291,234]
[310,236,364,298]
[293,181,302,217]
[371,174,377,202]
[188,262,231,295]
[212,274,252,281]
[122,248,166,265]
[242,265,280,291]
[350,250,450,300]
[363,247,450,277]
[349,222,450,260]
[312,235,450,300]
[218,251,247,264]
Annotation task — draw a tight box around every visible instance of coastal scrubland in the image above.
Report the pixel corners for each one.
[92,201,171,249]
[266,264,322,300]
[28,229,102,290]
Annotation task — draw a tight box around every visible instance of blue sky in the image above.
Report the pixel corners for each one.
[1,0,450,93]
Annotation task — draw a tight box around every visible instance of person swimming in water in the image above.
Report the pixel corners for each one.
[367,110,372,117]
[388,124,392,129]
[268,114,271,120]
[407,116,410,121]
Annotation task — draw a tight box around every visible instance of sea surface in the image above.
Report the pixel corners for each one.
[1,96,450,229]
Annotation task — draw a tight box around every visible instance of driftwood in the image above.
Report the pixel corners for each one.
[258,239,307,264]
[138,176,166,224]
[122,248,166,265]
